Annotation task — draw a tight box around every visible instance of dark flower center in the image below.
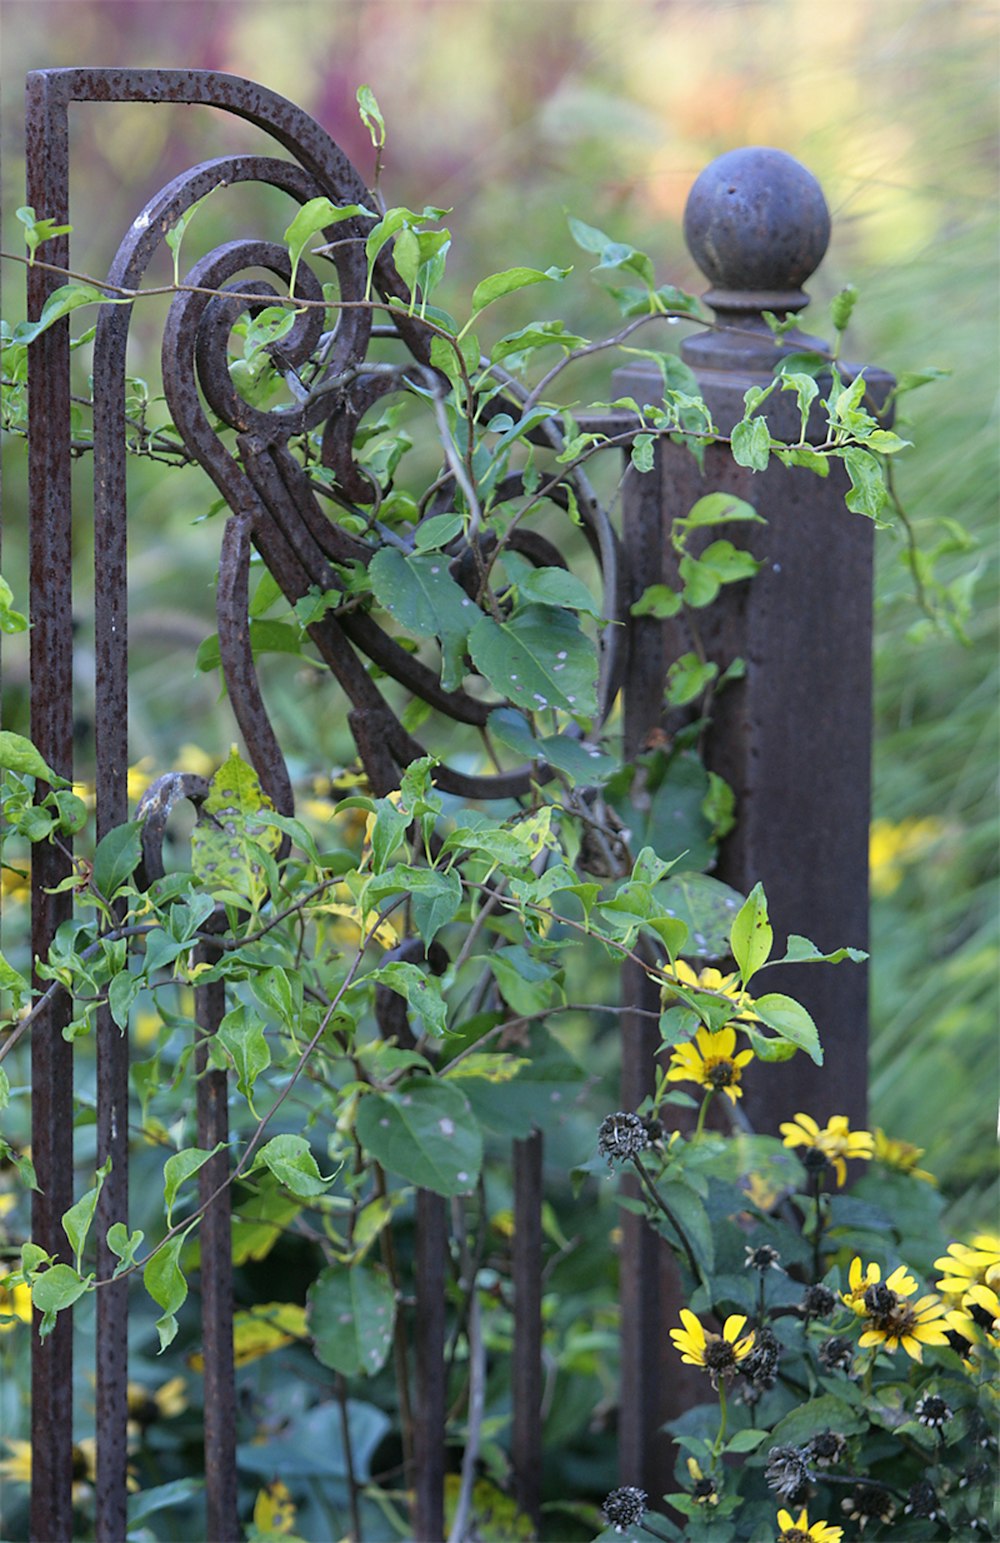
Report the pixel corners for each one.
[703,1337,738,1372]
[692,1478,716,1504]
[916,1394,951,1427]
[802,1147,830,1173]
[707,1060,736,1088]
[863,1282,898,1324]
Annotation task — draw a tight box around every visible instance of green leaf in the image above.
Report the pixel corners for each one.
[509,564,602,618]
[751,993,822,1064]
[190,748,280,904]
[144,1234,189,1352]
[356,85,385,147]
[649,1179,714,1277]
[487,707,615,784]
[664,653,717,707]
[196,619,303,673]
[32,1263,89,1335]
[771,935,868,967]
[843,447,888,519]
[249,965,303,1027]
[469,606,597,717]
[725,1428,769,1454]
[284,196,373,294]
[630,584,682,619]
[768,1393,866,1447]
[730,415,771,472]
[216,1005,271,1113]
[368,547,474,692]
[0,949,29,1000]
[0,575,28,634]
[162,1145,225,1227]
[61,1158,111,1270]
[93,820,144,899]
[365,960,448,1037]
[489,945,561,1017]
[355,1079,482,1195]
[730,882,772,986]
[13,282,109,345]
[107,968,140,1029]
[413,512,463,551]
[106,1222,145,1275]
[0,729,57,782]
[252,1135,331,1199]
[471,265,570,317]
[830,283,858,333]
[308,1263,396,1377]
[0,1067,8,1111]
[678,493,763,530]
[630,434,655,473]
[489,319,588,366]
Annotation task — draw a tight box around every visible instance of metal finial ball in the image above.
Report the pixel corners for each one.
[683,147,830,299]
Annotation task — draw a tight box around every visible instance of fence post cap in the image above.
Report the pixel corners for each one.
[683,146,830,317]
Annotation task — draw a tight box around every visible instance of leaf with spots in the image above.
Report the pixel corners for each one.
[654,874,746,960]
[191,747,280,905]
[364,959,448,1037]
[469,606,597,717]
[308,1263,396,1377]
[368,547,475,692]
[355,1078,482,1195]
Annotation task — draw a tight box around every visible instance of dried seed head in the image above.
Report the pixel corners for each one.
[597,1112,649,1166]
[602,1486,647,1533]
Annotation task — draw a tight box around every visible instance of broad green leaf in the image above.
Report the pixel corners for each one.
[678,555,721,608]
[191,748,280,904]
[470,265,570,317]
[630,434,655,473]
[730,882,772,986]
[451,1027,586,1138]
[0,949,29,999]
[308,1263,396,1376]
[368,547,474,692]
[413,512,463,551]
[364,864,462,946]
[490,319,588,366]
[0,1067,8,1111]
[284,196,373,293]
[509,564,602,618]
[830,284,858,333]
[664,653,717,707]
[195,619,303,674]
[144,1234,189,1352]
[355,1079,482,1195]
[107,968,140,1029]
[232,1190,302,1267]
[630,584,683,619]
[469,606,597,717]
[768,1394,866,1447]
[730,415,771,472]
[0,575,28,634]
[678,493,763,529]
[489,945,561,1017]
[61,1158,111,1269]
[487,707,615,784]
[0,729,57,781]
[365,959,448,1037]
[106,1223,145,1275]
[843,447,888,519]
[656,874,745,959]
[252,1135,331,1199]
[650,1179,714,1278]
[751,993,823,1064]
[217,1005,271,1112]
[32,1263,89,1336]
[93,821,144,899]
[162,1145,225,1226]
[249,965,303,1027]
[13,282,109,345]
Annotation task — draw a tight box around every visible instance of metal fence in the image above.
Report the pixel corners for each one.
[12,68,887,1541]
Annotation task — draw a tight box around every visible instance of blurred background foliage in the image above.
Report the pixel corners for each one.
[0,0,995,1282]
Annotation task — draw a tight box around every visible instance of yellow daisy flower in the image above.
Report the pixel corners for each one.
[934,1236,1000,1302]
[666,1025,755,1103]
[947,1283,1000,1348]
[127,1375,188,1435]
[0,1437,131,1499]
[776,1506,844,1542]
[841,1257,918,1316]
[872,1128,936,1185]
[686,1457,718,1506]
[842,1257,952,1362]
[779,1113,874,1187]
[661,960,760,1020]
[669,1308,755,1387]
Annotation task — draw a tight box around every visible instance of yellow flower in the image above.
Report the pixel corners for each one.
[0,863,30,905]
[934,1236,1000,1303]
[127,1375,188,1435]
[842,1257,952,1362]
[779,1113,874,1187]
[0,1437,128,1499]
[686,1456,718,1506]
[0,1266,33,1331]
[666,1025,755,1103]
[869,816,945,897]
[173,743,218,777]
[127,758,155,802]
[0,1438,32,1484]
[947,1283,1000,1348]
[253,1479,297,1536]
[841,1257,917,1315]
[776,1506,844,1542]
[661,960,760,1020]
[872,1128,936,1184]
[669,1309,755,1387]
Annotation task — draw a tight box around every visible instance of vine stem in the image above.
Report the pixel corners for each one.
[631,1153,704,1289]
[711,1381,728,1463]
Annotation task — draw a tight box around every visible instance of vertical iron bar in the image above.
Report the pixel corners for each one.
[195,951,239,1543]
[413,1189,447,1543]
[512,1131,543,1529]
[25,69,75,1543]
[93,275,132,1543]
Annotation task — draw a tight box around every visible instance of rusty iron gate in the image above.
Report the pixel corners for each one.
[9,67,886,1542]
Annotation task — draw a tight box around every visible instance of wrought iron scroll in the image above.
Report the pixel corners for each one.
[26,67,623,1541]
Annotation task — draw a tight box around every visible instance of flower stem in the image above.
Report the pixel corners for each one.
[711,1382,728,1464]
[694,1090,714,1141]
[810,1171,826,1280]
